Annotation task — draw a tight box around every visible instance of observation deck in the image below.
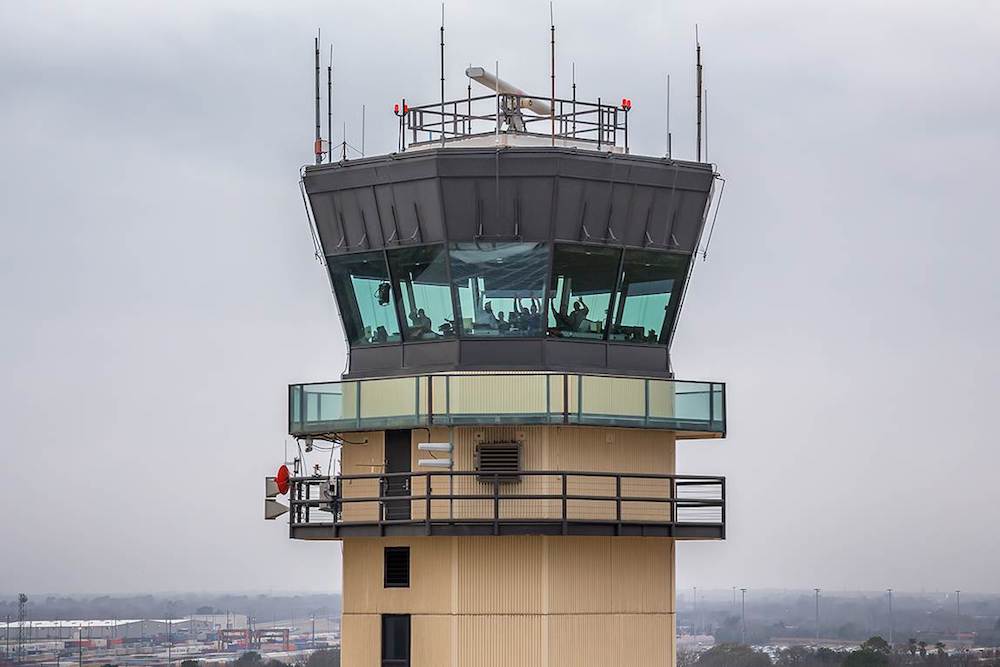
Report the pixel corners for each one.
[290,372,725,438]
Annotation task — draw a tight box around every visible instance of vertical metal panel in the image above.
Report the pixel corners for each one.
[343,538,453,615]
[457,536,544,614]
[457,615,545,667]
[340,432,383,523]
[340,613,379,667]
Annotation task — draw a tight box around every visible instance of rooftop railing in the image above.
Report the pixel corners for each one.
[398,93,630,151]
[288,470,725,540]
[288,373,725,437]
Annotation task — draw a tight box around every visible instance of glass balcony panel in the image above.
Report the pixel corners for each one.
[673,382,713,422]
[578,375,646,425]
[359,377,418,421]
[444,374,549,423]
[289,374,724,435]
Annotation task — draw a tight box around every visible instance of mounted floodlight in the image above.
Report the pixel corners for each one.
[466,66,552,116]
[417,442,453,453]
[265,476,279,498]
[418,458,452,468]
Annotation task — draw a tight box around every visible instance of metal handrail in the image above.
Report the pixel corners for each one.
[288,470,725,535]
[402,93,628,149]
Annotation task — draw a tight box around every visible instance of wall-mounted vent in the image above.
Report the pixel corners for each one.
[384,547,410,588]
[475,442,522,483]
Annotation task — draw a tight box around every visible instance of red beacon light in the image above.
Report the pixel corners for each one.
[394,103,399,114]
[621,98,632,110]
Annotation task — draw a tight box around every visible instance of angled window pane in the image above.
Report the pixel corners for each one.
[547,244,621,340]
[450,242,548,338]
[609,249,690,345]
[387,244,456,341]
[327,251,401,346]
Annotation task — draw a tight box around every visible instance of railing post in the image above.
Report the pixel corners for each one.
[304,481,311,524]
[427,375,433,425]
[561,474,568,535]
[644,378,650,427]
[425,473,432,536]
[378,476,385,531]
[493,475,500,536]
[615,475,622,536]
[721,477,726,539]
[670,477,677,525]
[333,478,341,539]
[355,381,362,429]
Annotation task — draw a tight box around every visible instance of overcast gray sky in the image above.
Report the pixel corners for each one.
[1,0,998,596]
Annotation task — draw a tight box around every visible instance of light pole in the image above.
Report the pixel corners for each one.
[887,589,894,647]
[740,588,748,645]
[956,590,961,635]
[814,588,821,645]
[693,587,698,635]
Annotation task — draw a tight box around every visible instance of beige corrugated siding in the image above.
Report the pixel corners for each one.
[340,536,674,666]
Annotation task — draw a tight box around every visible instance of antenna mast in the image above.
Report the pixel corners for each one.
[695,25,703,162]
[327,45,333,164]
[440,3,446,147]
[314,33,322,165]
[550,2,556,146]
[666,74,672,158]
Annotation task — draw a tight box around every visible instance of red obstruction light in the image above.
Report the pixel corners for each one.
[275,464,290,495]
[621,98,632,110]
[403,103,409,114]
[394,103,400,114]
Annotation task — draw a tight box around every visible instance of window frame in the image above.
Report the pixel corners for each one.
[607,247,691,346]
[326,249,403,348]
[448,241,550,339]
[385,243,458,343]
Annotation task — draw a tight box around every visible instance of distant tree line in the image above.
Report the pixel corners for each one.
[680,637,1000,667]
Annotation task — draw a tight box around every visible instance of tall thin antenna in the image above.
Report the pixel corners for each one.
[440,3,446,147]
[572,62,577,138]
[327,45,333,164]
[704,88,709,162]
[550,2,556,147]
[362,104,366,157]
[666,74,672,158]
[467,63,472,135]
[695,25,703,162]
[342,121,347,161]
[314,33,322,165]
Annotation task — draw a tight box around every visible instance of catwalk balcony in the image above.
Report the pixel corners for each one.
[287,471,725,540]
[289,373,725,438]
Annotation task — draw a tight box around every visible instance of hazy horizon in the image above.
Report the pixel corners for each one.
[1,0,997,595]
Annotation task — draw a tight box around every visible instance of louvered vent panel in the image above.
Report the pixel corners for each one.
[383,546,410,588]
[476,442,522,483]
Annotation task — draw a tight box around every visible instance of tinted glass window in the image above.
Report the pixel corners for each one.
[609,249,689,344]
[387,245,456,341]
[450,242,548,338]
[381,614,410,664]
[547,244,621,339]
[327,251,401,346]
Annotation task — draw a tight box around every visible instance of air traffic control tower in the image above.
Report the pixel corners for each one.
[267,64,726,667]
